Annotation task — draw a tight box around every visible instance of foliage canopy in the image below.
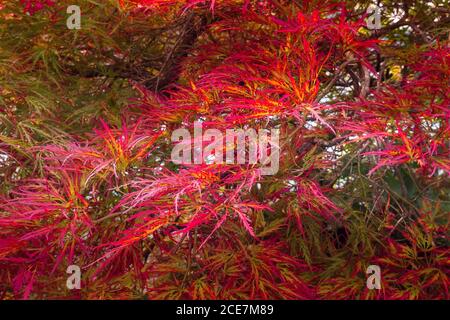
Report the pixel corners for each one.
[0,0,449,299]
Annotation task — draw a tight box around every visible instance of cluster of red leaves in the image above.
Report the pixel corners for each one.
[19,0,55,14]
[1,0,448,299]
[337,46,450,176]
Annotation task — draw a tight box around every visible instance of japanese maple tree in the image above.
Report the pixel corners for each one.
[0,0,449,299]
